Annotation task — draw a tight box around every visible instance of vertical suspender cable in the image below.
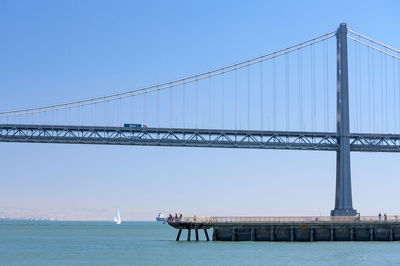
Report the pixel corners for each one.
[89,101,94,125]
[273,58,276,130]
[156,86,159,127]
[87,101,90,126]
[182,83,185,128]
[368,48,371,132]
[169,84,173,127]
[354,41,359,132]
[235,69,238,130]
[155,86,159,127]
[94,102,97,126]
[398,60,400,132]
[208,76,211,129]
[357,40,361,132]
[385,49,388,133]
[372,48,376,132]
[111,99,114,126]
[222,73,224,129]
[298,48,303,131]
[102,100,106,126]
[196,79,198,129]
[248,66,251,130]
[393,58,396,133]
[81,105,83,126]
[285,54,289,131]
[323,40,327,131]
[132,96,137,127]
[358,39,362,132]
[143,93,146,127]
[380,52,383,133]
[118,99,122,126]
[298,49,301,130]
[310,45,314,131]
[311,44,316,132]
[326,40,330,131]
[260,63,263,131]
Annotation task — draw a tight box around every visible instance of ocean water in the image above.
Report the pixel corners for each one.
[0,221,399,266]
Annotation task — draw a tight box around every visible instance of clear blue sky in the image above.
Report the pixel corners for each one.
[0,0,399,220]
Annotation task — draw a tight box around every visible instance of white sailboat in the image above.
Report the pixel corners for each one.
[113,208,121,224]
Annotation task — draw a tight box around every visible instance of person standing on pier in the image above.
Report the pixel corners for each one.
[384,213,387,221]
[379,213,382,221]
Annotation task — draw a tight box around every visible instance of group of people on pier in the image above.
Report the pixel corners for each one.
[168,213,183,222]
[377,213,400,222]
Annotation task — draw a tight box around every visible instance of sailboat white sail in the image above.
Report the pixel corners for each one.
[113,208,121,224]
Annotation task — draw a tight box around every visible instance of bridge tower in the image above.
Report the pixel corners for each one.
[331,23,357,216]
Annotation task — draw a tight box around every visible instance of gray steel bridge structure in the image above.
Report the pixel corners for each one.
[1,23,400,217]
[3,124,400,153]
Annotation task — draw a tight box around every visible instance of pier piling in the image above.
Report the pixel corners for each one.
[290,228,294,241]
[204,229,210,241]
[176,229,182,241]
[270,227,275,241]
[310,229,314,241]
[251,229,255,241]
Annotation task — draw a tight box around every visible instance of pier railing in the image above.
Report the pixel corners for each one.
[168,215,400,224]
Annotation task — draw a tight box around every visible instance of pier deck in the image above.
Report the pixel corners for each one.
[168,216,400,241]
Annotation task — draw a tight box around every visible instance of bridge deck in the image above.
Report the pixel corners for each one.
[2,124,400,152]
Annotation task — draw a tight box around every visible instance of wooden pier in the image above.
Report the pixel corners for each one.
[168,216,400,241]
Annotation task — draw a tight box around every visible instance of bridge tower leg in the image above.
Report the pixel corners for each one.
[331,23,357,216]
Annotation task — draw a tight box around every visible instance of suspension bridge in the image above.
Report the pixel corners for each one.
[1,23,400,217]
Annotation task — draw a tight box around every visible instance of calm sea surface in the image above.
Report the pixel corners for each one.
[0,221,399,265]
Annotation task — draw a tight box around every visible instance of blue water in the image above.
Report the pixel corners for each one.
[0,221,399,265]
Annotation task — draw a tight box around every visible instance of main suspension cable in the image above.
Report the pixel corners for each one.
[348,29,400,54]
[1,32,336,116]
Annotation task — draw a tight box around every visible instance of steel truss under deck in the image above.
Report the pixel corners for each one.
[1,124,400,152]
